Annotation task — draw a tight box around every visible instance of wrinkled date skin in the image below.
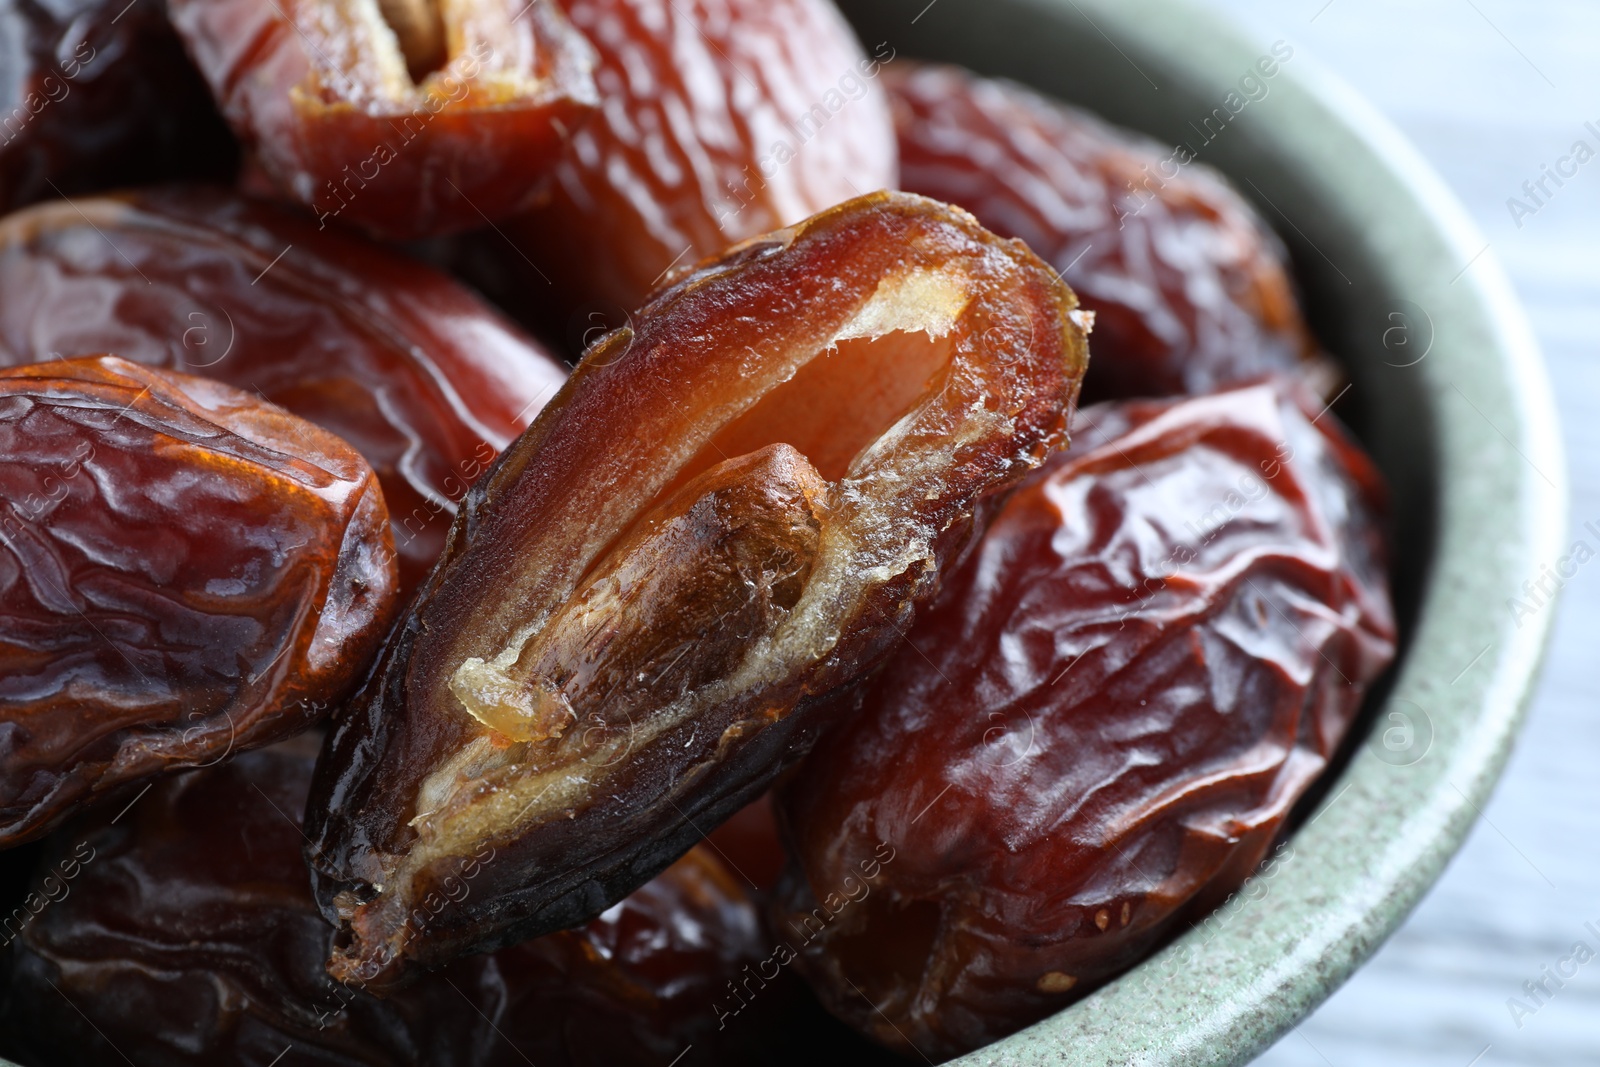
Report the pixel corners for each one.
[0,0,236,213]
[0,736,787,1067]
[306,191,1089,992]
[0,357,399,848]
[494,0,899,321]
[887,61,1338,402]
[168,0,598,238]
[0,186,568,595]
[774,379,1396,1058]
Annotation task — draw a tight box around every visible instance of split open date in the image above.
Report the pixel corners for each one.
[167,0,599,237]
[305,191,1089,994]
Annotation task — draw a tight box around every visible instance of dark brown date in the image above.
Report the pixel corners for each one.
[0,0,236,213]
[306,191,1089,993]
[774,378,1396,1058]
[495,0,898,320]
[0,186,569,595]
[168,0,598,238]
[0,356,399,848]
[887,61,1338,402]
[0,735,786,1066]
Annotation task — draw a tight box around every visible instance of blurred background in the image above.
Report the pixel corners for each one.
[1197,2,1600,1064]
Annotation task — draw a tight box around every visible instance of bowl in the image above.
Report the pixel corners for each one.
[0,1,1564,1064]
[833,0,1567,1063]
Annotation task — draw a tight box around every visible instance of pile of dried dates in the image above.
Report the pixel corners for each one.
[0,1,1396,1064]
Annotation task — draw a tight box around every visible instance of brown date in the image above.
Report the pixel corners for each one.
[0,735,797,1066]
[0,186,569,595]
[0,0,236,213]
[774,378,1396,1058]
[167,0,598,238]
[0,356,399,848]
[887,61,1338,402]
[305,191,1089,993]
[493,0,899,322]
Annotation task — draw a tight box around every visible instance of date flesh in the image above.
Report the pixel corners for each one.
[0,0,236,213]
[887,61,1337,402]
[0,186,569,595]
[168,0,599,238]
[493,0,899,321]
[305,191,1089,993]
[0,356,399,848]
[774,379,1396,1057]
[0,735,785,1067]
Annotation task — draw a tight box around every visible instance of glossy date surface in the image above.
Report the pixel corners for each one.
[887,61,1337,402]
[0,735,780,1066]
[774,379,1396,1057]
[0,0,236,213]
[0,357,398,848]
[306,191,1089,993]
[0,187,568,594]
[496,0,899,321]
[168,0,598,238]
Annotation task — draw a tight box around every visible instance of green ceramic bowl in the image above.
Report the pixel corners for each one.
[834,0,1567,1063]
[0,3,1563,1066]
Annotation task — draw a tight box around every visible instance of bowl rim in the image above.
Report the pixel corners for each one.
[890,0,1569,1063]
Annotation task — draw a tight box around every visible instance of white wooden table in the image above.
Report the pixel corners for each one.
[1198,2,1600,1064]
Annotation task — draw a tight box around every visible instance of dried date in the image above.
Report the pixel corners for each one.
[0,186,569,595]
[887,61,1337,402]
[0,356,399,848]
[774,378,1396,1058]
[0,0,236,213]
[492,0,899,321]
[167,0,599,238]
[0,735,784,1066]
[306,191,1089,992]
